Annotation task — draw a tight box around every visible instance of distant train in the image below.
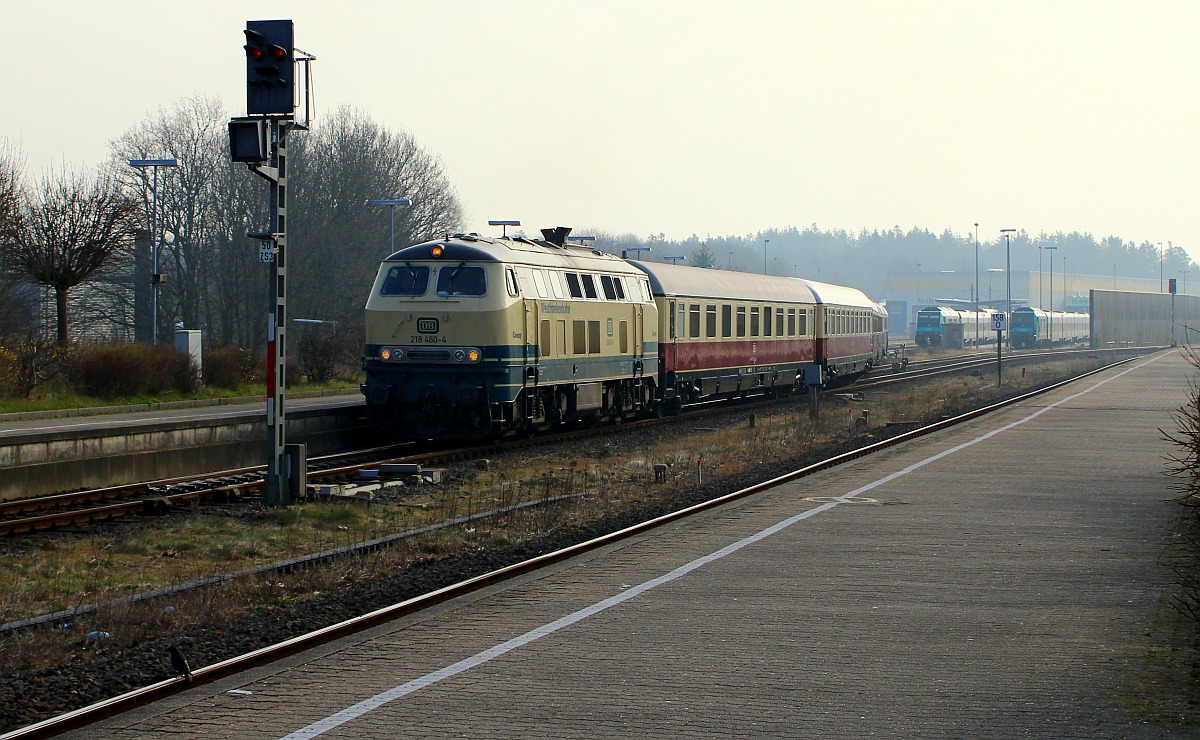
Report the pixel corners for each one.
[1010,307,1090,349]
[360,228,888,439]
[914,306,995,348]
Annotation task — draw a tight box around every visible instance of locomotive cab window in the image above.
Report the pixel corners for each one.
[435,264,487,296]
[601,275,618,300]
[381,265,430,296]
[565,272,584,298]
[505,268,519,297]
[582,274,599,299]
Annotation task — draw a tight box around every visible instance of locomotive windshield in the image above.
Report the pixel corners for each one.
[1012,311,1036,328]
[381,265,430,296]
[916,313,941,328]
[436,264,487,296]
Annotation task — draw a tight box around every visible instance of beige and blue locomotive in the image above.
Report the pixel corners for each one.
[362,230,658,439]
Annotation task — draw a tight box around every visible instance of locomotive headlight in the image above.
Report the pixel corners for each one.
[431,245,444,258]
[467,349,481,362]
[380,348,392,361]
[453,349,466,362]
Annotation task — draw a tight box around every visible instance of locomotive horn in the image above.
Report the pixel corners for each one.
[540,226,572,246]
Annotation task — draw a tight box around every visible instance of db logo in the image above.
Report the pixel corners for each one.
[417,318,439,334]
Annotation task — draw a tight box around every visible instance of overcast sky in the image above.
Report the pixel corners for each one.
[3,1,1196,260]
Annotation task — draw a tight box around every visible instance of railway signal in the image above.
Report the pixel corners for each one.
[244,19,294,115]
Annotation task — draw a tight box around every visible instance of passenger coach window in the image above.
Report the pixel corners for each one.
[787,308,796,336]
[722,305,732,338]
[776,310,784,336]
[381,265,430,296]
[750,307,760,336]
[798,310,807,336]
[689,304,701,338]
[737,306,747,338]
[706,305,717,338]
[436,264,487,296]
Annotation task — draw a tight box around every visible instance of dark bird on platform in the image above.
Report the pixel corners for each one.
[169,645,193,682]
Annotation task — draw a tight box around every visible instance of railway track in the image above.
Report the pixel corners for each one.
[0,351,1152,740]
[0,345,1133,538]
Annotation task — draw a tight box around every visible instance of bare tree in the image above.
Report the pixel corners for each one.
[287,107,462,327]
[3,166,139,344]
[110,96,248,342]
[0,142,36,339]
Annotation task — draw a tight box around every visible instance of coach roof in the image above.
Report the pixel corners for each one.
[630,261,818,303]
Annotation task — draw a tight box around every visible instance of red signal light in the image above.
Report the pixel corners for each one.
[245,45,265,60]
[269,45,287,60]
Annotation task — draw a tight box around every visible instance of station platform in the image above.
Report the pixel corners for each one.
[68,349,1195,738]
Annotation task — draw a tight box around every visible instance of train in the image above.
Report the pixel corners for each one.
[913,306,995,348]
[1009,307,1090,349]
[361,228,888,440]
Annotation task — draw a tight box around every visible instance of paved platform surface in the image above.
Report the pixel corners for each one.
[67,350,1196,738]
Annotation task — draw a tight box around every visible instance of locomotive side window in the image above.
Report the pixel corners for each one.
[620,320,629,353]
[573,320,587,354]
[506,268,520,297]
[706,305,717,338]
[540,319,551,357]
[565,273,584,298]
[436,264,487,296]
[532,270,549,298]
[381,265,430,296]
[588,320,601,353]
[582,274,599,299]
[556,320,567,354]
[601,275,618,300]
[548,271,566,299]
[614,278,627,300]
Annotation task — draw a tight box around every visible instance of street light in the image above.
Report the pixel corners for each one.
[370,199,413,253]
[129,158,177,344]
[1000,228,1016,345]
[1044,244,1058,340]
[1159,242,1164,292]
[974,222,980,343]
[763,238,770,275]
[988,268,1004,301]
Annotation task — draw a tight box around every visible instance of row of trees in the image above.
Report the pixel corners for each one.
[580,226,1195,301]
[0,98,463,348]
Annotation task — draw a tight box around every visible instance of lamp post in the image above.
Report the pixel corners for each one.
[129,158,177,344]
[1159,242,1164,292]
[763,238,770,275]
[664,255,685,265]
[988,268,1004,301]
[974,222,980,343]
[728,251,733,270]
[1044,244,1057,340]
[1000,228,1016,347]
[1037,245,1044,308]
[370,199,413,253]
